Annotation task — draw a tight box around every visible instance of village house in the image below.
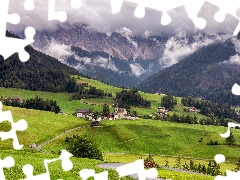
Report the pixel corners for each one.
[157,107,167,113]
[117,108,128,119]
[77,82,89,87]
[107,112,118,120]
[90,120,100,127]
[7,97,23,103]
[107,101,128,120]
[187,107,198,112]
[76,109,90,118]
[157,107,168,118]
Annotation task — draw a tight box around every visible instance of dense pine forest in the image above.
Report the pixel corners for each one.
[2,96,61,113]
[181,96,239,121]
[71,85,112,100]
[0,31,81,93]
[138,40,240,106]
[116,87,151,109]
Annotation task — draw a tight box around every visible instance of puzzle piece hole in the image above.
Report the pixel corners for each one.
[0,121,12,132]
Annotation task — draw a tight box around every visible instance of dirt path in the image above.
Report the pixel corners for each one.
[32,125,89,153]
[97,163,166,180]
[97,163,210,180]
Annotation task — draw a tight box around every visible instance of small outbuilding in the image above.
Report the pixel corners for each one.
[76,109,90,118]
[90,121,100,127]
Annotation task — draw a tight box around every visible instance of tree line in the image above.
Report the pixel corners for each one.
[71,85,112,100]
[155,113,233,127]
[181,96,239,121]
[3,96,61,113]
[116,87,151,109]
[0,31,84,93]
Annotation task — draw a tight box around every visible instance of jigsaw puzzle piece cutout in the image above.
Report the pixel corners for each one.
[220,122,240,138]
[48,0,67,22]
[181,1,206,29]
[22,150,73,180]
[214,154,225,164]
[79,169,108,180]
[166,6,196,33]
[71,0,81,9]
[232,83,240,95]
[0,156,15,180]
[110,0,123,14]
[236,7,240,18]
[0,0,35,62]
[203,0,240,22]
[49,150,73,171]
[0,0,20,38]
[24,0,35,11]
[116,159,158,180]
[134,3,146,18]
[197,1,239,34]
[0,102,28,150]
[22,164,51,180]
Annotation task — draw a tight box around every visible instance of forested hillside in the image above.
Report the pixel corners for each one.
[138,40,240,106]
[0,31,81,93]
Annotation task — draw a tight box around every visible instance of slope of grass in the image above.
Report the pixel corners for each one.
[0,105,235,179]
[75,76,122,97]
[0,150,134,180]
[42,119,240,160]
[0,106,89,150]
[0,87,103,114]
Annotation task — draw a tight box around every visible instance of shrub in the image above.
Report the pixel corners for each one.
[226,132,235,145]
[206,140,220,145]
[66,135,103,160]
[144,154,159,168]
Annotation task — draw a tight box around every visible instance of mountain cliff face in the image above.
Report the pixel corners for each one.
[32,25,169,87]
[33,25,166,60]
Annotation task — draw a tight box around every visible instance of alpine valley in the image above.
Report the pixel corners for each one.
[26,23,240,106]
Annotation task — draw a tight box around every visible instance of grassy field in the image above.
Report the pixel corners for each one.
[42,119,240,160]
[74,76,122,97]
[0,104,236,179]
[0,77,209,119]
[0,87,103,114]
[0,106,89,150]
[0,78,236,179]
[0,150,134,180]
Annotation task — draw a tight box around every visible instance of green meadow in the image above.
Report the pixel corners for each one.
[0,77,238,179]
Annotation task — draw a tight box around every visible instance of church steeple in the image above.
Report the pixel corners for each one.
[115,99,118,113]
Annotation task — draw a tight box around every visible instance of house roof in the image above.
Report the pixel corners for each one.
[76,109,90,113]
[91,121,99,126]
[118,108,126,113]
[109,112,118,116]
[8,97,22,100]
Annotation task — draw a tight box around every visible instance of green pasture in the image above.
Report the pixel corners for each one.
[42,119,240,161]
[0,106,237,180]
[0,87,103,114]
[0,106,89,150]
[0,150,134,180]
[75,76,122,97]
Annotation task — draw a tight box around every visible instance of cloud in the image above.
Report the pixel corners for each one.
[223,54,240,65]
[43,39,74,63]
[93,56,119,72]
[7,0,236,36]
[116,27,138,48]
[159,29,232,68]
[130,63,145,76]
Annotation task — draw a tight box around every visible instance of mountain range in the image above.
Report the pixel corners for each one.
[138,39,240,106]
[12,24,240,106]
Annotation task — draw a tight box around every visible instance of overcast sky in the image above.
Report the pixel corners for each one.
[7,0,240,36]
